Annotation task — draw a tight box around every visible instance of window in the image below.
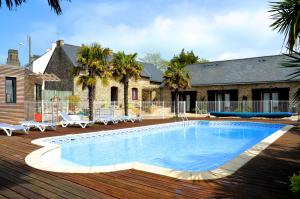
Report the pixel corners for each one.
[132,88,138,100]
[5,77,16,103]
[111,87,118,102]
[35,84,42,101]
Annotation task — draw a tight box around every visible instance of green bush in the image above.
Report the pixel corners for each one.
[290,172,300,195]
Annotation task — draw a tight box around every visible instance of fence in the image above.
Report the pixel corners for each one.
[43,90,73,101]
[24,100,299,123]
[24,100,187,123]
[195,100,299,115]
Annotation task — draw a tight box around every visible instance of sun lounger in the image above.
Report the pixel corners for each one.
[59,112,94,128]
[0,123,29,136]
[94,108,119,125]
[21,121,57,132]
[94,116,119,125]
[118,115,142,123]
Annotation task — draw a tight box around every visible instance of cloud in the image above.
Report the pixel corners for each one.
[30,1,283,61]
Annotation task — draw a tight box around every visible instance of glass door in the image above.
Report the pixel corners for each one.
[217,94,223,112]
[263,93,270,112]
[271,93,279,112]
[186,94,191,112]
[224,94,230,111]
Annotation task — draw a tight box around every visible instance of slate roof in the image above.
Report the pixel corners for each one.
[61,44,163,83]
[140,62,163,83]
[61,44,80,66]
[186,55,300,86]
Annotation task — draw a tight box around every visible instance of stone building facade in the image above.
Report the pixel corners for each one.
[74,77,161,103]
[162,55,300,113]
[33,40,164,104]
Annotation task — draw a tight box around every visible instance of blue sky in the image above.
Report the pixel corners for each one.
[0,0,285,66]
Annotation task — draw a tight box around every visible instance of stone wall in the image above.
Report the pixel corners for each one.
[44,46,74,91]
[74,77,161,103]
[161,81,300,102]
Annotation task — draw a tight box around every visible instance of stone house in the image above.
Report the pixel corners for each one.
[32,40,300,114]
[162,55,300,113]
[32,40,164,104]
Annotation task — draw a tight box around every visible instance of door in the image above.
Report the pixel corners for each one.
[263,92,279,112]
[263,92,270,112]
[224,94,230,111]
[271,93,279,112]
[217,94,223,112]
[186,94,191,112]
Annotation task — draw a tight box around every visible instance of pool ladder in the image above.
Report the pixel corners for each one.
[179,113,189,126]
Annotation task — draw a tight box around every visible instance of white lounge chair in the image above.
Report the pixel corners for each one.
[94,109,119,125]
[0,123,29,136]
[59,112,94,128]
[94,116,119,125]
[119,115,142,123]
[21,121,57,132]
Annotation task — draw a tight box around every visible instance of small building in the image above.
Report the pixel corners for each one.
[0,50,59,124]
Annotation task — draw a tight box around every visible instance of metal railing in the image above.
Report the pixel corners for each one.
[23,100,299,123]
[24,100,188,123]
[195,100,299,115]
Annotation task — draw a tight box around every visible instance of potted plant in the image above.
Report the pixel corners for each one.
[34,112,42,122]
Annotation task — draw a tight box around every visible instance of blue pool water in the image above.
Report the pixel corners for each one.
[57,121,285,172]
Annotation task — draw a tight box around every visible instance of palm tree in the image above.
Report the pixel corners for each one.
[281,51,300,102]
[163,61,191,117]
[112,52,143,116]
[270,0,300,53]
[72,43,112,120]
[270,0,300,101]
[1,0,65,14]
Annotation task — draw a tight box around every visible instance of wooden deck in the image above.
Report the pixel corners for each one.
[0,118,299,198]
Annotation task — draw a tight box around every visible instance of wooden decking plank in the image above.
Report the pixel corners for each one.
[0,118,297,198]
[0,176,46,199]
[91,173,180,199]
[0,153,114,199]
[116,170,221,196]
[0,184,27,199]
[0,162,66,199]
[104,171,204,198]
[0,159,109,199]
[0,160,84,199]
[0,194,8,199]
[55,173,153,199]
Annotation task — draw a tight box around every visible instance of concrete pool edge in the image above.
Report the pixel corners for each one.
[25,122,293,180]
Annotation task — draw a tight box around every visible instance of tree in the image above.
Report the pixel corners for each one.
[141,53,169,72]
[1,0,66,14]
[170,49,208,66]
[71,43,112,120]
[163,61,191,117]
[270,0,300,102]
[270,0,300,53]
[281,51,300,102]
[112,52,143,116]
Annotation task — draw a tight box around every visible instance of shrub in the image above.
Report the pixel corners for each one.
[67,95,80,113]
[290,172,300,195]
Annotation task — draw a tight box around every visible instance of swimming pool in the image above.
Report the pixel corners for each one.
[26,121,292,180]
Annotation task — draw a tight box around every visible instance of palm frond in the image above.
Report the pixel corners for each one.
[270,0,300,52]
[0,0,67,14]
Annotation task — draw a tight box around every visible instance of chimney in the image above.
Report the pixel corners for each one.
[56,39,64,47]
[7,49,20,66]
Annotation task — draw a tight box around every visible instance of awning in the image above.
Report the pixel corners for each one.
[29,73,60,82]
